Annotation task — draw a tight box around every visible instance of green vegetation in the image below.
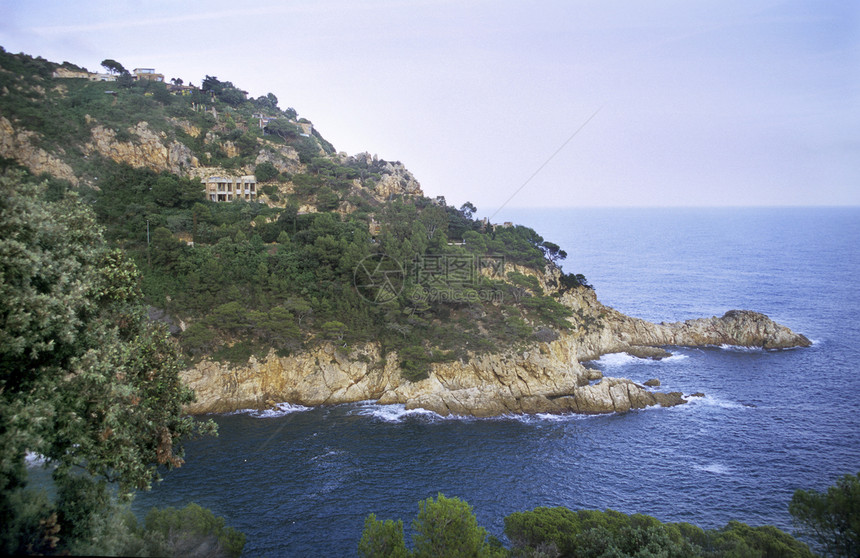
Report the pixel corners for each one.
[0,47,334,183]
[359,514,410,558]
[359,494,506,558]
[0,171,242,555]
[0,47,596,378]
[359,490,828,558]
[505,507,812,558]
[142,502,246,558]
[789,471,860,557]
[114,189,583,375]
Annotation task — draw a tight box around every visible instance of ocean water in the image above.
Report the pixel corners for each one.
[132,207,860,556]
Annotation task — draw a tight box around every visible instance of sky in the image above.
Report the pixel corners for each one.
[1,0,858,212]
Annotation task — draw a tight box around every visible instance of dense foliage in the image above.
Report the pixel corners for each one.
[119,187,585,378]
[0,171,241,555]
[504,507,813,558]
[789,471,860,557]
[0,47,593,380]
[359,491,824,558]
[359,494,506,558]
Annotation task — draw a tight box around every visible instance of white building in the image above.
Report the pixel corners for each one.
[203,176,257,202]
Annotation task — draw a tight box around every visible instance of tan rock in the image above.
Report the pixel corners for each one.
[0,116,78,184]
[85,122,197,174]
[180,286,809,418]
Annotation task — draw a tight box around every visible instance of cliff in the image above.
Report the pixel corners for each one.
[0,50,423,207]
[181,287,810,417]
[0,49,811,419]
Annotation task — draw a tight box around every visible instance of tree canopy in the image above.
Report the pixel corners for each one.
[359,493,819,558]
[100,58,127,75]
[358,493,505,558]
[789,471,860,558]
[0,171,216,553]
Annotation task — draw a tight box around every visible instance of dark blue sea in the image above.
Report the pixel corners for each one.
[132,207,860,556]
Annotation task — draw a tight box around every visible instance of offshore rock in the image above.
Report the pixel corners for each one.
[558,287,812,361]
[181,287,810,418]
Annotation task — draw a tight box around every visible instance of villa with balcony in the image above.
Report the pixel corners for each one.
[203,176,257,202]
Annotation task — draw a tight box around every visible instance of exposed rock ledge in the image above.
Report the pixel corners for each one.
[180,287,810,417]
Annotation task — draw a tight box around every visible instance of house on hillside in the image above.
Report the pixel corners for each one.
[368,218,382,237]
[167,83,195,95]
[298,121,313,137]
[203,176,257,202]
[253,113,277,130]
[133,68,164,82]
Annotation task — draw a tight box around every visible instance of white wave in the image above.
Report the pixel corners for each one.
[694,462,731,475]
[351,403,600,423]
[596,353,639,367]
[350,400,706,423]
[662,353,690,363]
[511,412,595,423]
[25,452,47,467]
[310,449,344,462]
[230,402,311,418]
[534,412,588,422]
[716,344,765,353]
[352,403,446,422]
[683,394,748,410]
[594,352,689,367]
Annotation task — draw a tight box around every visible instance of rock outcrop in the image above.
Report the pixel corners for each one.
[0,116,79,184]
[373,161,422,198]
[181,339,681,417]
[559,287,811,362]
[180,287,810,417]
[254,145,303,175]
[85,122,198,174]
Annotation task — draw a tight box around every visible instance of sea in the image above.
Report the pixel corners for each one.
[129,207,859,556]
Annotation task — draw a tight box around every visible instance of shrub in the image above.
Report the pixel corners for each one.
[357,514,409,558]
[412,494,490,558]
[144,503,245,558]
[790,471,860,558]
[255,161,279,182]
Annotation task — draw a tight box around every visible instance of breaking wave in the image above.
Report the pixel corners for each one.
[229,402,312,418]
[593,352,689,368]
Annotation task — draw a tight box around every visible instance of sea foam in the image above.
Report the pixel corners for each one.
[25,452,47,467]
[683,393,749,410]
[230,402,311,418]
[350,403,447,422]
[348,403,602,423]
[694,462,732,475]
[594,352,689,368]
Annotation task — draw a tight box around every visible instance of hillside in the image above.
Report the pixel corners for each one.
[0,47,591,381]
[0,47,812,418]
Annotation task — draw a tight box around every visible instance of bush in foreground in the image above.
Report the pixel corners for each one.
[789,471,860,558]
[360,494,817,557]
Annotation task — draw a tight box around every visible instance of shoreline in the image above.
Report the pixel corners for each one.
[180,287,810,418]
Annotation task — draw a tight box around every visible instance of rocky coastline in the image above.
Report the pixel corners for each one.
[180,286,810,417]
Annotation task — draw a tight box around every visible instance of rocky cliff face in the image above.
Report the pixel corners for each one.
[559,288,811,361]
[4,111,424,205]
[85,121,199,174]
[0,116,79,184]
[181,286,809,417]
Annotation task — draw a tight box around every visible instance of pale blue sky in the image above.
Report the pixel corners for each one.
[1,0,858,211]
